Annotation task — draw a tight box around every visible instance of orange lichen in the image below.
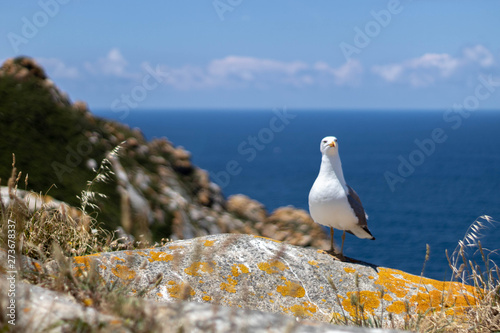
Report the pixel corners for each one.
[157,292,163,297]
[83,298,93,307]
[231,264,249,277]
[202,295,212,301]
[283,302,318,318]
[33,262,43,273]
[220,276,238,293]
[148,251,173,262]
[386,300,406,314]
[277,279,305,298]
[184,261,215,276]
[375,268,479,316]
[204,240,216,247]
[112,256,125,262]
[111,264,136,280]
[308,260,319,268]
[342,291,381,318]
[344,267,356,274]
[168,245,184,250]
[253,235,281,243]
[257,260,288,274]
[167,281,195,299]
[73,253,99,271]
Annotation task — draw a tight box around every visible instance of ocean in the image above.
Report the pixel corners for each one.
[94,109,500,281]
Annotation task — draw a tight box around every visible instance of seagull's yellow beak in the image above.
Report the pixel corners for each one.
[329,141,336,148]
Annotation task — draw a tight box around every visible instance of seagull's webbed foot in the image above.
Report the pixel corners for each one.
[325,228,347,261]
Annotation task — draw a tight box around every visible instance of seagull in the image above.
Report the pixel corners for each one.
[308,136,374,259]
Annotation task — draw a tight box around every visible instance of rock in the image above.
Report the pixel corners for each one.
[0,274,401,333]
[227,194,267,222]
[69,234,478,327]
[266,206,330,249]
[0,277,124,332]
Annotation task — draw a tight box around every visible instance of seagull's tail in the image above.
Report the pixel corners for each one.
[352,225,375,240]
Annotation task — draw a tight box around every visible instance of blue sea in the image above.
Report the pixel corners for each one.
[95,109,500,281]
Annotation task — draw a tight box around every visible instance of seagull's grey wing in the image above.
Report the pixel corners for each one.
[346,185,368,227]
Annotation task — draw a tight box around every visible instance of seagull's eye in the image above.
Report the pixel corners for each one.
[322,140,327,143]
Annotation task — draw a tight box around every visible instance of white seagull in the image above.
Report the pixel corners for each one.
[308,136,374,259]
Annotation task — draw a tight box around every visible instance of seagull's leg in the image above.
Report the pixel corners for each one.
[330,227,334,253]
[340,231,346,257]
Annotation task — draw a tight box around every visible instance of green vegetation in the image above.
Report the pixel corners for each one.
[0,65,121,230]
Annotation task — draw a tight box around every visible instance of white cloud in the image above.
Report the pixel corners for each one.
[371,44,498,87]
[315,59,363,86]
[84,48,139,79]
[160,56,361,90]
[37,58,80,79]
[463,44,494,67]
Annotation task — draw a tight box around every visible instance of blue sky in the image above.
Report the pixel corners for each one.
[1,1,500,110]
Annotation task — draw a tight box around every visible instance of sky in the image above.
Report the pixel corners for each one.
[1,1,500,111]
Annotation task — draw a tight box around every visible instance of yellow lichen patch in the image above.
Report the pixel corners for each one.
[83,298,93,307]
[386,300,406,314]
[308,260,319,268]
[267,292,273,296]
[204,240,216,246]
[344,267,356,274]
[220,276,238,293]
[99,264,107,270]
[410,289,443,314]
[368,276,375,280]
[270,299,275,303]
[231,264,249,277]
[202,295,212,301]
[33,262,43,273]
[342,291,381,318]
[184,261,215,276]
[277,279,305,298]
[168,245,184,250]
[383,293,393,302]
[283,302,318,318]
[167,281,195,299]
[149,251,174,262]
[73,253,99,270]
[111,264,136,281]
[112,256,125,262]
[253,235,281,243]
[157,292,163,297]
[375,268,412,298]
[375,268,480,316]
[257,260,288,274]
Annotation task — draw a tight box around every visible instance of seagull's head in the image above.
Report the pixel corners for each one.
[320,136,338,156]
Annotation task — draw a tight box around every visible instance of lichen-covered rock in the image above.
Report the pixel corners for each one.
[0,274,402,333]
[69,234,478,327]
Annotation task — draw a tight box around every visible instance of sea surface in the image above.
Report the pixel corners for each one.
[95,109,500,281]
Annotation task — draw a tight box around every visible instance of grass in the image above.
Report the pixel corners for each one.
[1,156,499,332]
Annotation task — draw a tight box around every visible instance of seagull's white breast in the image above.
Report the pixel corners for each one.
[308,175,358,230]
